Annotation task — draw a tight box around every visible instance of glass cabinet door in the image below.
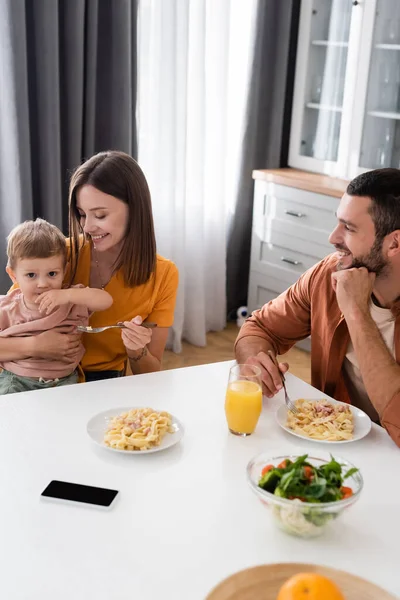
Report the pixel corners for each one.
[299,0,352,162]
[358,0,400,169]
[289,0,361,176]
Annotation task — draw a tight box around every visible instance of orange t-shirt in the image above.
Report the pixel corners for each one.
[69,240,179,372]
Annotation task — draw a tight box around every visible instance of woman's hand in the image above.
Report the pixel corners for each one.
[30,328,82,362]
[121,316,152,358]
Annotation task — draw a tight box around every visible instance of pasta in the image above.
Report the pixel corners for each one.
[104,408,173,451]
[286,399,354,441]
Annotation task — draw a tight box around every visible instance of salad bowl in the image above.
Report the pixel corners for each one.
[247,453,363,538]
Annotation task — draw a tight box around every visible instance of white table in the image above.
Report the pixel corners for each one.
[0,361,398,600]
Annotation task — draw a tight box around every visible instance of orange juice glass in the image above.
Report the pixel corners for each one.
[225,364,262,436]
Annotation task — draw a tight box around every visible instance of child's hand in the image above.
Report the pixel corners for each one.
[36,289,71,314]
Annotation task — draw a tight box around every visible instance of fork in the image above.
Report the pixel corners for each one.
[267,350,299,415]
[76,322,157,333]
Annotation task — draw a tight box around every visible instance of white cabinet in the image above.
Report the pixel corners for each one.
[289,0,400,178]
[247,170,345,352]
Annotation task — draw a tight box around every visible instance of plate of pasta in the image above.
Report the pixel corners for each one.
[276,398,371,443]
[87,406,184,453]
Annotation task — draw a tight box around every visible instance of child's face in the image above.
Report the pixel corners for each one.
[7,254,65,307]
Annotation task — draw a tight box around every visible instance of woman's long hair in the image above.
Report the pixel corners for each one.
[68,151,156,287]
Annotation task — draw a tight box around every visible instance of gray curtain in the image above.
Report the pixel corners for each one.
[226,0,300,315]
[0,0,138,293]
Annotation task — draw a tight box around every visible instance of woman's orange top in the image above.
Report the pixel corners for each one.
[69,240,178,373]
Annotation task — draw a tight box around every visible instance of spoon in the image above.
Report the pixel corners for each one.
[76,322,157,333]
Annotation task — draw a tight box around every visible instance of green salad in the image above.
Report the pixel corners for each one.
[258,454,358,503]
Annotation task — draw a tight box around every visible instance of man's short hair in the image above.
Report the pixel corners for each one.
[347,168,400,241]
[7,219,67,269]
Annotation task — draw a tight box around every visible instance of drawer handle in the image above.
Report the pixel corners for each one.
[281,256,302,266]
[284,209,306,218]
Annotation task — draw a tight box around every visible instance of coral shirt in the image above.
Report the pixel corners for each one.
[236,253,400,448]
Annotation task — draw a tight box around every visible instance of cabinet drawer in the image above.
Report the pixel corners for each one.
[269,196,337,233]
[250,227,329,281]
[253,180,339,246]
[255,180,340,213]
[259,241,320,276]
[252,262,304,287]
[268,229,331,260]
[268,217,333,250]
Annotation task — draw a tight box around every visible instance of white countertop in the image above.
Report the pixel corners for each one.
[0,361,398,599]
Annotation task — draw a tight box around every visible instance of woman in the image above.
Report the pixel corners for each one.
[2,151,178,382]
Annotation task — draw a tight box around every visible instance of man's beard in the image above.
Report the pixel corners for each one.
[336,237,389,277]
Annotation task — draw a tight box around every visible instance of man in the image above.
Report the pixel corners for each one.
[235,168,400,447]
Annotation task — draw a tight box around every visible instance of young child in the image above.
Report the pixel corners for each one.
[0,219,112,394]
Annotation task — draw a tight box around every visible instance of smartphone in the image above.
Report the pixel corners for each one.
[41,480,119,510]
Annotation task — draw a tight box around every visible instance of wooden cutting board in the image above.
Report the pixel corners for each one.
[206,563,397,600]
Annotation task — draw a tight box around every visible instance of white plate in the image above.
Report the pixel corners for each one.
[275,398,372,444]
[87,406,184,454]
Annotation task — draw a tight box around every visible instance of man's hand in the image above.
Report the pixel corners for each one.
[245,351,289,398]
[29,329,82,362]
[331,267,375,319]
[36,289,71,314]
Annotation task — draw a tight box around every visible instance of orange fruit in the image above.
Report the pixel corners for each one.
[276,572,345,600]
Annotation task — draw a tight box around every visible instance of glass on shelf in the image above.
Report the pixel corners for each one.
[360,121,397,169]
[310,74,323,103]
[376,146,390,168]
[383,19,400,44]
[375,124,393,167]
[377,63,400,112]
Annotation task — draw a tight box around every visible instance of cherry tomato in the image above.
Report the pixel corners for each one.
[277,459,290,469]
[340,486,353,499]
[261,464,274,476]
[303,466,314,480]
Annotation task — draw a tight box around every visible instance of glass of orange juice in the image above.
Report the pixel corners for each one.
[225,364,262,436]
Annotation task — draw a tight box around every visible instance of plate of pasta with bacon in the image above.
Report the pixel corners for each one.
[275,398,371,443]
[87,406,184,453]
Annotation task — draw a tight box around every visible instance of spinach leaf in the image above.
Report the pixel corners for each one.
[344,467,359,479]
[303,477,327,499]
[279,469,298,492]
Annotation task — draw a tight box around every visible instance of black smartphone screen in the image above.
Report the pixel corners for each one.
[41,480,118,507]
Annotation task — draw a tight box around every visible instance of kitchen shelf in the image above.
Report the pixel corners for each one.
[306,103,343,112]
[375,44,400,50]
[311,40,348,47]
[368,110,400,120]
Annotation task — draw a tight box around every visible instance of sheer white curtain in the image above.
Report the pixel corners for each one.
[137,0,258,352]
